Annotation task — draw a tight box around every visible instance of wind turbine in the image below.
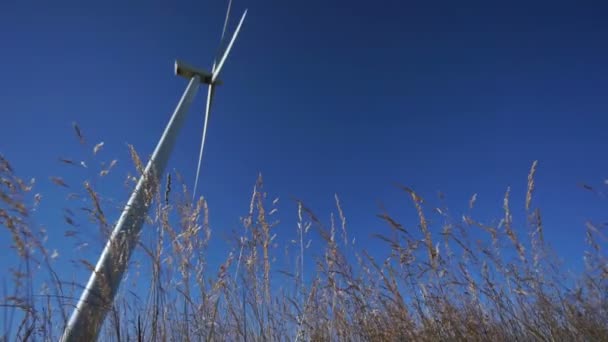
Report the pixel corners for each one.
[61,3,247,341]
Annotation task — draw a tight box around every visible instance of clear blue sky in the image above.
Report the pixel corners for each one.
[1,0,607,297]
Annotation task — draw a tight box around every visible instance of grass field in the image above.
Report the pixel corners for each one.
[1,138,607,341]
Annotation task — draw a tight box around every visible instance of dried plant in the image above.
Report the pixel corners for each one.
[0,140,606,342]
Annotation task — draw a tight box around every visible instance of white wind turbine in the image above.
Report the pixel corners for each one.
[61,2,248,341]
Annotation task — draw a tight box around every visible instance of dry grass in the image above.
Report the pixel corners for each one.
[1,130,607,341]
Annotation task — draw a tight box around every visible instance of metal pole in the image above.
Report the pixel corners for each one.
[61,75,201,342]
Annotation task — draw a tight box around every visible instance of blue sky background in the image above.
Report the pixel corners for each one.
[1,0,607,310]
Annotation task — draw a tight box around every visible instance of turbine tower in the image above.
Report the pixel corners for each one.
[61,3,247,341]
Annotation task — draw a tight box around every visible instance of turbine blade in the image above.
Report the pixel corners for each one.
[207,0,232,78]
[221,0,233,40]
[192,4,244,199]
[212,9,247,83]
[192,83,216,199]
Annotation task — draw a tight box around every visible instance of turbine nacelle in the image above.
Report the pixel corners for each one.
[175,60,223,86]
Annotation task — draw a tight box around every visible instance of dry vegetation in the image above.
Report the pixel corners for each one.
[1,127,607,341]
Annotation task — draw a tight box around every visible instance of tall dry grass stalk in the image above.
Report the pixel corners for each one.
[1,132,607,341]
